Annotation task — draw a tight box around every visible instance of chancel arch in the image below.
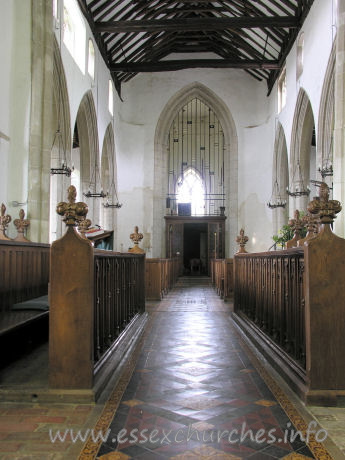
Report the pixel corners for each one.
[49,37,72,243]
[73,90,99,225]
[101,123,117,245]
[289,88,316,214]
[317,43,335,193]
[272,123,289,234]
[154,82,238,258]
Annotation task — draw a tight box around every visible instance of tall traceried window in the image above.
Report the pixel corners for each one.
[167,98,225,216]
[108,80,113,115]
[88,39,95,79]
[63,0,86,73]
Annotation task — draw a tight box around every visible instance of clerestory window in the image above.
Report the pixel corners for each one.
[63,0,86,73]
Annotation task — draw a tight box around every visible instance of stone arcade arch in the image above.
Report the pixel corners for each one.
[153,82,238,257]
[317,43,335,192]
[49,38,72,243]
[101,123,118,245]
[289,88,316,214]
[272,123,289,234]
[74,90,99,225]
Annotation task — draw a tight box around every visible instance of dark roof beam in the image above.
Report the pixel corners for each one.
[219,29,277,60]
[109,59,281,72]
[211,33,262,61]
[104,0,191,47]
[113,33,177,63]
[109,30,173,59]
[92,0,128,20]
[203,1,286,46]
[193,6,284,53]
[168,45,217,52]
[220,0,287,41]
[95,16,299,34]
[249,0,296,16]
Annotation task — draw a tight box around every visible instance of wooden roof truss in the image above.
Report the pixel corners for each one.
[77,0,314,97]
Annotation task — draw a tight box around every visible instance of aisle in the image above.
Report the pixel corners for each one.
[78,277,333,459]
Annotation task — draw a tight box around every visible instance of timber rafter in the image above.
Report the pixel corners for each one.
[79,0,314,96]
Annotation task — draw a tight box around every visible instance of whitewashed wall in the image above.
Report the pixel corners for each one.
[115,69,274,255]
[0,0,31,238]
[0,0,335,251]
[276,0,334,176]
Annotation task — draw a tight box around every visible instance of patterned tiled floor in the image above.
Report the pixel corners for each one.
[78,277,336,460]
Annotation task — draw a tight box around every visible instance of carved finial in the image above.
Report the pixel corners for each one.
[129,226,145,253]
[14,209,30,242]
[78,218,92,238]
[286,209,305,248]
[236,228,249,254]
[56,186,88,227]
[67,185,77,204]
[298,212,319,246]
[308,182,342,224]
[0,203,12,241]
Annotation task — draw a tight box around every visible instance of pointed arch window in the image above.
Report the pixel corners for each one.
[167,97,225,215]
[177,168,205,215]
[63,0,86,73]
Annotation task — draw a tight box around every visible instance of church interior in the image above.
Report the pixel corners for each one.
[1,0,345,458]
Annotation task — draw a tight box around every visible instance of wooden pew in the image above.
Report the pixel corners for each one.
[223,258,234,301]
[145,258,164,300]
[145,257,179,301]
[0,240,49,310]
[211,258,233,300]
[0,240,50,365]
[232,184,345,405]
[49,226,146,393]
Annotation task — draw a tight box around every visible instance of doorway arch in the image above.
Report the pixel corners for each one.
[154,82,238,257]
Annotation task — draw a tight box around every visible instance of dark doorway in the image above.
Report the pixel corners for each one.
[183,223,208,275]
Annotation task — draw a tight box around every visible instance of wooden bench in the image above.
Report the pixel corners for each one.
[211,258,233,300]
[0,240,50,364]
[145,258,179,300]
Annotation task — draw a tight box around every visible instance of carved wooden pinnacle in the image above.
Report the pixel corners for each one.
[56,185,89,226]
[302,212,319,236]
[130,226,143,247]
[288,209,304,237]
[308,182,342,224]
[236,228,248,254]
[0,203,11,240]
[14,209,30,242]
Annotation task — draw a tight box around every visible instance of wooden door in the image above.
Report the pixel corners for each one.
[166,222,184,275]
